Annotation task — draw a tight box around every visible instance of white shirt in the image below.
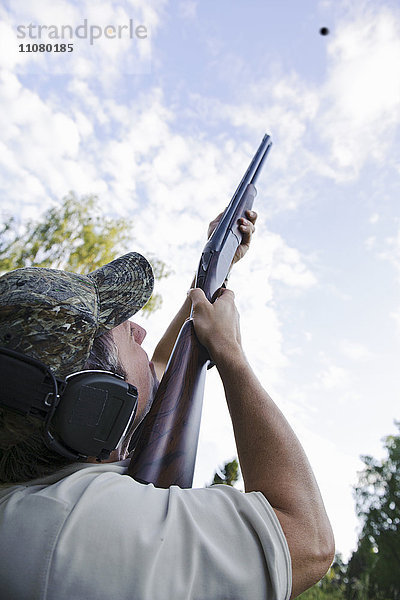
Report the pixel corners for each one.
[0,460,291,599]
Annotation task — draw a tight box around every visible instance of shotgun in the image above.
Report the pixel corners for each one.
[128,134,272,488]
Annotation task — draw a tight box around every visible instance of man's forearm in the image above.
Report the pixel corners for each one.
[151,286,193,379]
[218,351,320,498]
[214,345,335,598]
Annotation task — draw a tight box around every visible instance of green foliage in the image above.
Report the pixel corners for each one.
[209,458,240,487]
[298,583,345,600]
[298,555,347,599]
[216,425,400,600]
[347,421,400,599]
[300,426,400,599]
[0,191,170,314]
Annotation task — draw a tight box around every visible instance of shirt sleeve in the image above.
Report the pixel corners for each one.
[49,471,292,600]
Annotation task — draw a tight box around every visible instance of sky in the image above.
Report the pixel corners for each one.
[1,0,400,561]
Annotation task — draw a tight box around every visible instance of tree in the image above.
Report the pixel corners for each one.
[209,458,240,487]
[298,555,347,599]
[0,191,170,314]
[346,422,400,599]
[211,428,400,599]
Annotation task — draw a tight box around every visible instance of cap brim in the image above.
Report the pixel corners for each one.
[87,252,154,334]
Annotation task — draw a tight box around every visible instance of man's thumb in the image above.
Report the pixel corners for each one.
[187,287,207,307]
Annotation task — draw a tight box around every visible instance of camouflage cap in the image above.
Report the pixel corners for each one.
[0,253,154,378]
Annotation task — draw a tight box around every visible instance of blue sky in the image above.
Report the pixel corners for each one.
[1,0,400,560]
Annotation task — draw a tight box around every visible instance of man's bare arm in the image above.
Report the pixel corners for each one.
[151,294,192,380]
[188,287,335,599]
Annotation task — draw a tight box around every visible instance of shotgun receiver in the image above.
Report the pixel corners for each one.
[128,134,272,488]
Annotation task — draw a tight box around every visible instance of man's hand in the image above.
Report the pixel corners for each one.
[187,287,242,364]
[152,210,256,379]
[207,209,257,264]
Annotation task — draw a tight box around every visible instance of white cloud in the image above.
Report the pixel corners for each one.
[378,225,400,278]
[0,70,91,209]
[269,236,317,289]
[0,19,23,71]
[1,0,158,78]
[178,1,198,20]
[0,46,320,410]
[365,235,376,250]
[185,2,400,193]
[318,364,350,391]
[369,213,380,225]
[10,0,78,23]
[390,308,400,334]
[188,75,324,212]
[3,0,398,214]
[67,79,109,124]
[340,339,374,361]
[320,4,400,177]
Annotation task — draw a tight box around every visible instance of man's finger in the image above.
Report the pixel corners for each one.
[187,287,208,306]
[245,209,258,224]
[239,218,255,233]
[216,287,235,300]
[238,220,255,248]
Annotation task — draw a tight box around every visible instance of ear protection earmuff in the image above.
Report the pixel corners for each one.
[0,347,138,462]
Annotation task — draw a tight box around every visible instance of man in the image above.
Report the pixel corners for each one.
[0,211,334,599]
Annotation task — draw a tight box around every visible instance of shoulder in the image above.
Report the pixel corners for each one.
[1,465,292,600]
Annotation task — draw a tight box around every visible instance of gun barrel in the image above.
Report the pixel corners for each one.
[129,134,273,489]
[206,135,272,254]
[225,134,272,215]
[250,139,272,185]
[196,134,272,300]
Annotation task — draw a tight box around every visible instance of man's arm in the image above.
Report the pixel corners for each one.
[151,294,192,380]
[188,287,335,599]
[151,210,257,380]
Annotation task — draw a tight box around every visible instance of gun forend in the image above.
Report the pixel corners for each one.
[196,183,257,301]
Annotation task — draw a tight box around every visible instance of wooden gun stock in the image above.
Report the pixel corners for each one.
[128,319,209,487]
[129,134,272,488]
